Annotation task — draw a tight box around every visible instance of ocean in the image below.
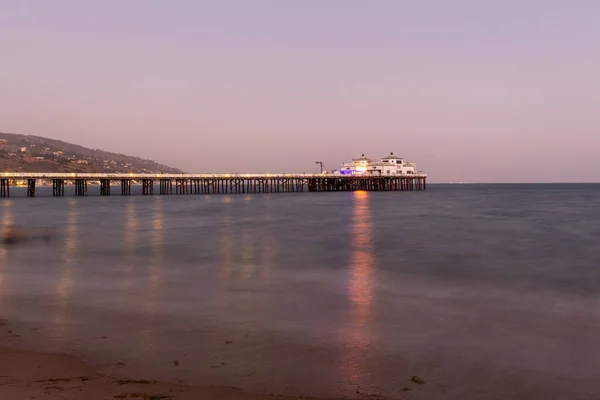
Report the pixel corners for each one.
[1,184,599,399]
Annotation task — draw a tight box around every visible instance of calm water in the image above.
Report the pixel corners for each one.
[1,184,600,399]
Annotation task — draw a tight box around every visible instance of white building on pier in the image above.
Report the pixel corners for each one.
[333,152,423,176]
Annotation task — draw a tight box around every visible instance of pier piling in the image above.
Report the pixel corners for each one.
[27,179,36,197]
[142,179,154,195]
[121,179,131,195]
[159,179,172,195]
[52,179,65,197]
[0,179,9,198]
[75,179,88,196]
[175,179,187,194]
[100,179,111,196]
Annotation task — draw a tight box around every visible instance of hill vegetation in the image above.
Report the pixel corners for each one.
[0,132,182,174]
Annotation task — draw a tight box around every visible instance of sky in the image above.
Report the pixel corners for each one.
[1,1,599,182]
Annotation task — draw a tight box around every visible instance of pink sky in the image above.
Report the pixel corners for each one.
[1,1,599,182]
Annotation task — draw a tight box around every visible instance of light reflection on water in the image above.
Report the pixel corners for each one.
[124,199,138,255]
[149,197,164,285]
[54,198,78,340]
[340,191,375,384]
[259,213,275,283]
[140,197,165,354]
[0,200,12,259]
[0,199,12,311]
[218,212,234,284]
[349,191,374,335]
[240,231,255,281]
[121,199,138,291]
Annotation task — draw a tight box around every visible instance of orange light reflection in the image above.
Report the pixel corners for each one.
[341,190,375,383]
[55,199,78,340]
[139,197,164,356]
[0,200,13,311]
[122,199,138,290]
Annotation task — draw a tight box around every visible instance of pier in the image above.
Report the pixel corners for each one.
[0,173,426,197]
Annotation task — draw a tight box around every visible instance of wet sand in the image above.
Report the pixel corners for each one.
[3,313,600,400]
[1,320,349,400]
[4,317,599,400]
[1,317,433,400]
[0,349,341,400]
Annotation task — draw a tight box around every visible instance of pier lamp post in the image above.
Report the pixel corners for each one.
[315,161,324,174]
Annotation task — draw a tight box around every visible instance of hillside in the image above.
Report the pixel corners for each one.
[0,132,183,174]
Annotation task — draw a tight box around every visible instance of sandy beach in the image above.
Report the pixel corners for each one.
[0,351,341,400]
[1,319,415,400]
[0,320,349,400]
[0,349,339,400]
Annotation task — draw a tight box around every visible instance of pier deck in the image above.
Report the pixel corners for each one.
[0,173,426,197]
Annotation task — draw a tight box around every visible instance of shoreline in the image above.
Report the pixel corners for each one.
[0,319,367,400]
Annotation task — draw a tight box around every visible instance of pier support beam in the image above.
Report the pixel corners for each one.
[0,179,9,198]
[75,179,88,196]
[175,179,188,194]
[190,179,201,194]
[142,179,154,195]
[52,179,65,196]
[100,179,111,196]
[27,179,36,197]
[207,179,215,194]
[121,179,132,195]
[159,179,172,195]
[231,179,243,194]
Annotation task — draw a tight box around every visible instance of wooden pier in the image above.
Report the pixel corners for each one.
[0,173,427,197]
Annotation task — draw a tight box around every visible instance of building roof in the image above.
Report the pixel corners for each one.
[381,151,402,160]
[352,153,372,162]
